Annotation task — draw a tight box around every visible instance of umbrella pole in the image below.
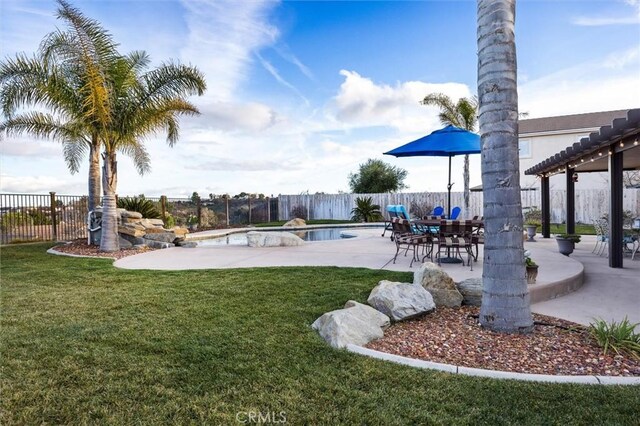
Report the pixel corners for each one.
[447,155,452,218]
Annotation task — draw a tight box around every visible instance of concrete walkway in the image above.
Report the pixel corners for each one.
[114,227,639,326]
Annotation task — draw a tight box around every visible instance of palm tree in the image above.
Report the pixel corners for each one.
[0,0,118,211]
[421,93,477,214]
[477,0,533,332]
[98,53,206,252]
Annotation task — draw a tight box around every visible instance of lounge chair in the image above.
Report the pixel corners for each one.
[433,206,444,216]
[450,206,462,220]
[381,205,399,239]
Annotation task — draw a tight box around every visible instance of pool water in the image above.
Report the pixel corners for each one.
[196,228,361,247]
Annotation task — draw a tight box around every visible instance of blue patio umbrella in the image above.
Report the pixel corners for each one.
[384,125,481,217]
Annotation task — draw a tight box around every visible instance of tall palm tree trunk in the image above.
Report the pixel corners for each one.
[463,154,470,213]
[88,139,101,212]
[477,0,532,333]
[99,151,119,252]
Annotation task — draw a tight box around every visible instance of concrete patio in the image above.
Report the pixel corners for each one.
[113,226,639,326]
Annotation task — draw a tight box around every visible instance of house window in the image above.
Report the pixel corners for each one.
[519,139,531,158]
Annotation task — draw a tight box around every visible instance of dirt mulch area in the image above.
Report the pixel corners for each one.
[53,239,157,260]
[366,306,640,377]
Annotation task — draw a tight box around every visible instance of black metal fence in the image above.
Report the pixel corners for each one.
[0,193,280,244]
[0,193,88,244]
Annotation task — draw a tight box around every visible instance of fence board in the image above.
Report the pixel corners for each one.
[278,189,640,223]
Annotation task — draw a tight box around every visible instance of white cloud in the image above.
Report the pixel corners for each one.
[331,70,472,133]
[196,101,282,132]
[0,140,61,158]
[0,174,78,193]
[519,47,640,117]
[255,53,309,105]
[572,0,640,26]
[179,0,280,101]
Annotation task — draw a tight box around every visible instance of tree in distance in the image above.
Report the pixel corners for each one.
[348,159,408,193]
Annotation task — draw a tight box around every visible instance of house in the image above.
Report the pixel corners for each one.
[518,109,630,190]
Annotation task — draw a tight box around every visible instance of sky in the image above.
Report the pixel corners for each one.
[1,0,639,198]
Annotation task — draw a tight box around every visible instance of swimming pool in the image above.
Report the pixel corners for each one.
[196,227,371,247]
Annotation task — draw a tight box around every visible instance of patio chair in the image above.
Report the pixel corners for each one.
[434,220,474,270]
[432,206,444,216]
[391,218,433,267]
[381,205,399,239]
[397,204,411,220]
[450,206,462,220]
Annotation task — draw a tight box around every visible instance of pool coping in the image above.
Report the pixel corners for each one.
[346,344,640,385]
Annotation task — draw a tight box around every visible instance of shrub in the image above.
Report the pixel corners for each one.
[117,196,161,219]
[0,211,33,231]
[350,197,382,223]
[409,201,434,219]
[163,214,176,228]
[199,208,218,228]
[28,209,52,226]
[523,207,542,226]
[589,317,640,359]
[291,205,308,220]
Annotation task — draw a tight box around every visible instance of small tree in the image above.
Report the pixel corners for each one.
[348,159,407,193]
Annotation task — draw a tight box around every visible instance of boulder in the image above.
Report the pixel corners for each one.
[143,232,177,243]
[118,226,146,238]
[456,278,483,306]
[119,233,146,246]
[413,262,463,307]
[172,227,189,236]
[143,227,168,234]
[118,236,133,249]
[175,240,197,248]
[247,231,304,247]
[283,218,306,227]
[143,239,175,249]
[367,280,435,321]
[140,218,165,229]
[312,300,390,348]
[121,210,143,219]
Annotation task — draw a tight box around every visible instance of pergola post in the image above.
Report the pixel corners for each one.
[609,151,624,268]
[541,175,550,238]
[565,165,575,234]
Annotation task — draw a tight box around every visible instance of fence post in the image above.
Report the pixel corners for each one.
[160,195,167,220]
[266,197,270,222]
[196,197,202,225]
[225,195,230,227]
[248,195,252,224]
[49,191,58,241]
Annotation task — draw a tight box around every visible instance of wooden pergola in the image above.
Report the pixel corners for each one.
[524,108,640,268]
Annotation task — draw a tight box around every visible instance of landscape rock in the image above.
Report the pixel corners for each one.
[247,231,304,247]
[118,226,146,238]
[175,241,197,248]
[367,280,435,321]
[119,234,146,246]
[121,210,143,219]
[312,300,390,348]
[172,227,189,236]
[283,218,306,227]
[413,262,463,307]
[456,278,483,306]
[118,236,133,249]
[143,239,175,249]
[143,232,178,243]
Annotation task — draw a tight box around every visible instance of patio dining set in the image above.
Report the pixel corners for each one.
[382,205,483,269]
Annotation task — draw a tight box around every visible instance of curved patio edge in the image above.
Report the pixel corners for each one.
[346,344,640,385]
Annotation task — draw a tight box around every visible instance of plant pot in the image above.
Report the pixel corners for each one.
[189,224,198,231]
[526,265,539,284]
[555,237,575,256]
[525,225,537,242]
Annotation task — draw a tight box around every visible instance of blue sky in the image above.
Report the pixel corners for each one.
[1,0,639,197]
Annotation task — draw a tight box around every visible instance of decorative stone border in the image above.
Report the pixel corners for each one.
[46,246,118,260]
[347,344,640,385]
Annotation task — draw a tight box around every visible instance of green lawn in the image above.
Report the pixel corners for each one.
[1,244,638,424]
[550,223,596,235]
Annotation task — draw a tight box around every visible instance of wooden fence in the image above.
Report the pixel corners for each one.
[278,189,640,224]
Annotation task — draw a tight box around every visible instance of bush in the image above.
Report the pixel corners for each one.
[199,208,218,228]
[28,209,52,226]
[409,201,434,219]
[350,197,382,223]
[0,211,33,231]
[163,214,175,228]
[291,205,308,220]
[117,196,161,219]
[523,207,542,226]
[589,317,640,359]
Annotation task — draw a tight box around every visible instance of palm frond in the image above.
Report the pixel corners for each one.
[117,141,151,175]
[62,139,89,173]
[422,93,463,127]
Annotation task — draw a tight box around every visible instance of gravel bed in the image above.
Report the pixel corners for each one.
[53,239,156,260]
[366,306,640,377]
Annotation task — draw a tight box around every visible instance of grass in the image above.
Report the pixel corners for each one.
[589,317,640,359]
[550,223,596,235]
[2,244,639,424]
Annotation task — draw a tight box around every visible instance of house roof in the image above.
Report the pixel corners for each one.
[520,109,631,134]
[524,108,640,176]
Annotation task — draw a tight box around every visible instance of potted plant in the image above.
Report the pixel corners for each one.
[523,207,541,242]
[524,220,540,242]
[186,214,199,231]
[555,233,581,256]
[524,250,538,284]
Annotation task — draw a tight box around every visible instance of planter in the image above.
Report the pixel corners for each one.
[525,225,537,242]
[555,237,575,256]
[526,265,539,284]
[189,224,198,231]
